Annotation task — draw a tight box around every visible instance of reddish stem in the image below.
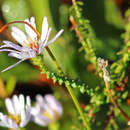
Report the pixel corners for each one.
[70,16,82,42]
[105,82,130,121]
[0,21,41,39]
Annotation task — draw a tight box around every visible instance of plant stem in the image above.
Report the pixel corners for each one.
[46,47,64,76]
[66,85,91,130]
[105,82,130,121]
[46,47,91,129]
[69,15,97,70]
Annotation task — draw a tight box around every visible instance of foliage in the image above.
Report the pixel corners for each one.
[0,0,129,130]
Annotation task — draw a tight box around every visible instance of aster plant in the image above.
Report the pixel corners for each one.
[0,0,129,128]
[0,16,90,129]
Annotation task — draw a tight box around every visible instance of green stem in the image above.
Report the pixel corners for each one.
[45,47,91,130]
[66,85,91,130]
[46,47,64,76]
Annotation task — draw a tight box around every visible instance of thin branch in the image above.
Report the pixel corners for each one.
[70,16,83,42]
[105,82,130,121]
[0,21,41,39]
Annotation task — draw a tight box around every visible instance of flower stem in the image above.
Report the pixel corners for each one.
[46,47,64,76]
[45,47,91,130]
[66,85,91,130]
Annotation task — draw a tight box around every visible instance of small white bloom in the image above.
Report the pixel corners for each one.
[0,16,64,72]
[98,57,111,83]
[31,94,63,126]
[0,95,31,129]
[98,57,108,69]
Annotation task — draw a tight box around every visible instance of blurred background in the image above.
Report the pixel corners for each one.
[0,0,129,130]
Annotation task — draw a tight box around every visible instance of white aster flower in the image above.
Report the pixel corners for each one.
[0,95,31,129]
[0,16,64,72]
[31,94,63,126]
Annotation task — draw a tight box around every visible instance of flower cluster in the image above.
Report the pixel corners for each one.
[0,16,64,72]
[0,94,63,129]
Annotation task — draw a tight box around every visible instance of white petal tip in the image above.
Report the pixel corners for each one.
[44,16,47,20]
[11,26,16,31]
[58,29,64,36]
[1,68,8,73]
[30,17,35,21]
[60,29,64,33]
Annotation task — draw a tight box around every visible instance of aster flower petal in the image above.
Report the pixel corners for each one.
[33,116,49,126]
[30,17,36,29]
[39,27,52,54]
[2,40,22,50]
[11,27,29,45]
[46,29,64,46]
[45,95,63,115]
[25,17,37,40]
[0,114,9,127]
[8,52,23,59]
[5,99,15,115]
[21,96,32,127]
[20,108,26,127]
[12,95,21,114]
[20,95,31,128]
[0,121,7,127]
[0,44,21,51]
[1,59,25,72]
[0,49,20,53]
[34,113,51,126]
[31,104,40,116]
[26,96,31,107]
[19,95,25,109]
[25,105,31,121]
[8,119,15,128]
[36,94,46,107]
[41,16,48,42]
[9,118,18,129]
[20,105,31,127]
[0,113,8,126]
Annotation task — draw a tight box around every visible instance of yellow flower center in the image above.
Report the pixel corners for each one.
[43,109,60,123]
[43,111,53,120]
[8,114,21,126]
